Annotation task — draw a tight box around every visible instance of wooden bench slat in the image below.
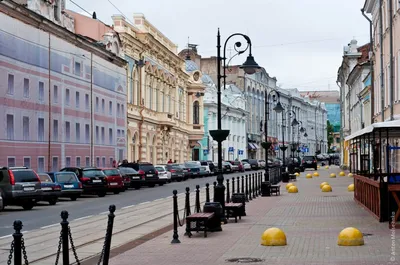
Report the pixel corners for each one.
[225,203,243,207]
[187,213,214,219]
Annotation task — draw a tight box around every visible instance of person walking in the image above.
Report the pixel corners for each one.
[168,159,173,164]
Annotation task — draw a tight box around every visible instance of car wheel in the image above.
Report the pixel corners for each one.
[134,186,141,190]
[70,196,78,201]
[48,198,57,205]
[113,190,120,195]
[98,192,106,197]
[159,183,164,186]
[149,184,156,188]
[22,202,34,210]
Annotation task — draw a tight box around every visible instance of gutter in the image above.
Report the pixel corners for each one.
[379,0,385,121]
[389,0,394,120]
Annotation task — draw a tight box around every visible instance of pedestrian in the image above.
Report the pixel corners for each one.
[112,160,117,168]
[168,159,173,164]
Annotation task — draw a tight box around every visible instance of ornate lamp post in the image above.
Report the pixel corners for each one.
[279,110,298,181]
[209,29,260,223]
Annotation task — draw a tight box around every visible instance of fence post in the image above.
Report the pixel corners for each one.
[171,190,180,244]
[226,179,230,203]
[232,177,235,196]
[13,220,23,265]
[61,211,70,265]
[103,205,116,265]
[259,172,262,194]
[185,187,191,217]
[195,185,201,213]
[245,175,249,202]
[205,183,210,203]
[236,176,240,193]
[249,174,252,200]
[252,173,256,198]
[241,176,245,194]
[213,181,217,200]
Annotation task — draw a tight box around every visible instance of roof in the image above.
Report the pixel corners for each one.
[345,120,400,141]
[185,59,199,72]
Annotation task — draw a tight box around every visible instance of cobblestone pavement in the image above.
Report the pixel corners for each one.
[110,166,400,265]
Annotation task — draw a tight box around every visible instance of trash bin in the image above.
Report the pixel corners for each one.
[231,193,246,216]
[294,167,300,173]
[281,172,289,183]
[203,202,223,232]
[261,181,271,197]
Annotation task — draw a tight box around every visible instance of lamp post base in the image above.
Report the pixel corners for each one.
[214,172,227,224]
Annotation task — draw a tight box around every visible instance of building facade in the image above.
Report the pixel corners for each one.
[0,0,127,172]
[112,14,205,164]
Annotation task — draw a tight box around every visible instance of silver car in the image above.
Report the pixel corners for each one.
[0,193,3,211]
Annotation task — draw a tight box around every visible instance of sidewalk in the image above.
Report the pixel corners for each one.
[109,166,400,265]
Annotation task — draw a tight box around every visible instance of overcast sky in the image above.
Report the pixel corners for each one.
[66,0,369,91]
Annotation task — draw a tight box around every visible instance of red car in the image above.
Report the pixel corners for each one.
[101,168,124,194]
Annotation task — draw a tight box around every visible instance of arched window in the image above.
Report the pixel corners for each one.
[193,101,200,124]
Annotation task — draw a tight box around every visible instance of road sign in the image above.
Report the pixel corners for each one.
[228,147,234,152]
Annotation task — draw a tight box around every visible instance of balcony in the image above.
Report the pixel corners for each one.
[156,112,176,127]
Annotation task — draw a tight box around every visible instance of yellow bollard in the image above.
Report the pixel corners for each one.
[330,173,336,178]
[261,227,287,246]
[325,166,329,169]
[317,165,320,169]
[337,227,364,246]
[339,171,346,177]
[348,184,355,192]
[306,173,312,179]
[321,184,332,192]
[320,182,329,189]
[313,172,319,177]
[286,183,294,190]
[288,186,298,193]
[295,172,300,177]
[348,173,353,178]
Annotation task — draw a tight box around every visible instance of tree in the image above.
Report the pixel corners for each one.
[327,120,334,153]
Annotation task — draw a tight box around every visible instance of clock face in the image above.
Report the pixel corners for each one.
[193,71,200,81]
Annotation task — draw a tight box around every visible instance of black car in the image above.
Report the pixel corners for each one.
[242,159,259,170]
[301,156,318,170]
[60,167,108,197]
[118,167,142,189]
[184,162,201,178]
[119,163,159,187]
[165,164,184,182]
[222,161,233,173]
[37,173,61,205]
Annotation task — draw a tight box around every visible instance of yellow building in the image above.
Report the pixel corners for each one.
[112,14,205,164]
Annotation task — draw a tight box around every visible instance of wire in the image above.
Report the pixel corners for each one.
[106,0,135,26]
[68,0,92,17]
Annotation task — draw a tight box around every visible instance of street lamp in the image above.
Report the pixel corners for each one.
[209,29,260,224]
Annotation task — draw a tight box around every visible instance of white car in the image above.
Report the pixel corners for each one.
[155,165,171,183]
[242,162,251,171]
[258,160,266,168]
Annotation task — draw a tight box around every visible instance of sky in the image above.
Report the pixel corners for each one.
[66,0,370,91]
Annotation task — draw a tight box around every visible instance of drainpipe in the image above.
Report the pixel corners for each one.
[361,8,375,125]
[379,0,384,121]
[389,0,394,120]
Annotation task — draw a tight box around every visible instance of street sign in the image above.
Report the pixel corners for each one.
[203,150,209,155]
[238,150,243,155]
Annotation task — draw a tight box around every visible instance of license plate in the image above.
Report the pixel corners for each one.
[131,176,139,179]
[110,182,118,186]
[64,185,74,188]
[307,161,311,164]
[92,179,102,183]
[42,187,52,191]
[178,174,183,177]
[146,174,153,177]
[24,187,34,191]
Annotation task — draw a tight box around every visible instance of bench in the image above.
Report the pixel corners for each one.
[270,185,280,196]
[186,212,214,238]
[225,202,243,223]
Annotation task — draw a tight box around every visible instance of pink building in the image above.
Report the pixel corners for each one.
[0,0,127,172]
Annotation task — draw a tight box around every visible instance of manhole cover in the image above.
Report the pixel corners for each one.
[362,233,373,237]
[226,258,264,263]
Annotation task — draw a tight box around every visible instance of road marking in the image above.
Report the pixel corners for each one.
[22,230,29,234]
[154,198,163,202]
[0,234,11,239]
[99,211,109,215]
[139,201,150,205]
[73,215,93,221]
[121,205,135,210]
[41,223,59,229]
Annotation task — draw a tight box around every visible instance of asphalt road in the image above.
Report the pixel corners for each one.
[0,170,261,237]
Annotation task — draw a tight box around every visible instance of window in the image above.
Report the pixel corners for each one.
[102,157,106,167]
[121,105,125,117]
[76,123,80,143]
[23,78,30,98]
[96,97,99,112]
[85,94,89,110]
[193,101,200,124]
[117,129,121,138]
[38,118,44,141]
[66,157,71,167]
[23,157,31,168]
[53,120,58,142]
[109,101,112,115]
[85,124,90,144]
[85,156,90,167]
[96,157,100,167]
[7,157,15,167]
[7,74,14,95]
[23,116,29,141]
[117,103,120,117]
[65,121,70,142]
[101,127,105,144]
[74,62,81,76]
[109,128,113,144]
[75,92,80,108]
[39,81,44,102]
[109,158,114,167]
[121,130,125,138]
[76,157,81,167]
[96,126,99,144]
[53,85,58,103]
[65,89,70,105]
[6,114,14,140]
[52,157,58,172]
[38,157,45,173]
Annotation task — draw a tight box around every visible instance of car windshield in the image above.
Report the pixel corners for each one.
[119,167,138,174]
[155,166,165,172]
[200,161,208,166]
[38,174,53,183]
[12,170,39,183]
[139,164,155,171]
[200,167,206,171]
[82,169,105,177]
[56,173,77,183]
[171,164,181,169]
[185,163,198,168]
[233,161,240,165]
[103,169,120,176]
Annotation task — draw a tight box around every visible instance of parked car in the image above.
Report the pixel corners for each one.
[242,161,251,171]
[165,164,184,182]
[184,162,201,178]
[301,156,318,170]
[0,193,3,212]
[118,163,159,187]
[230,161,244,172]
[199,161,212,175]
[199,166,209,177]
[47,172,82,201]
[228,161,240,172]
[258,160,266,168]
[37,173,62,205]
[0,166,42,210]
[101,168,124,194]
[242,159,259,170]
[179,164,191,180]
[222,161,233,173]
[118,167,141,189]
[204,161,216,174]
[60,167,108,197]
[155,165,171,184]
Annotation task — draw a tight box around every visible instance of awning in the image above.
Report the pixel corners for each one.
[247,143,255,150]
[344,119,400,141]
[252,143,259,149]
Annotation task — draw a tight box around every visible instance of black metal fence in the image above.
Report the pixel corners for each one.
[6,205,116,265]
